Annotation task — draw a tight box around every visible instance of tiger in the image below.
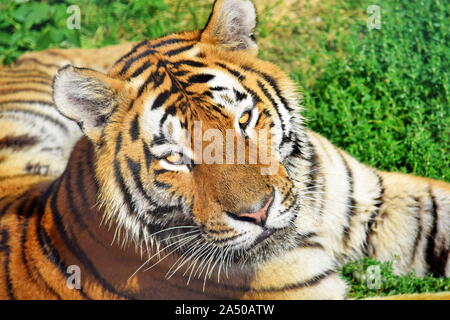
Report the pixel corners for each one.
[0,0,449,300]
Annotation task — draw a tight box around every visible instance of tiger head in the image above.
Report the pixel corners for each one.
[53,0,309,266]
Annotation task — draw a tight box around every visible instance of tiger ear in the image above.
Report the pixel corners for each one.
[53,65,125,143]
[201,0,258,55]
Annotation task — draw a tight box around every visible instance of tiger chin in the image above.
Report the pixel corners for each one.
[0,0,448,300]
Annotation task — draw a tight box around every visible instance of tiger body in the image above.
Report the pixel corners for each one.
[0,0,449,299]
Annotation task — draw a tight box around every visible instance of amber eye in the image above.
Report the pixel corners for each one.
[165,153,183,165]
[239,110,252,128]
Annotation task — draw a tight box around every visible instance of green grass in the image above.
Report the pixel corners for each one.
[297,0,450,181]
[0,0,212,64]
[341,258,450,299]
[0,0,449,298]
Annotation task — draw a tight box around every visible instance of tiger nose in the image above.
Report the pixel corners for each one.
[228,195,274,227]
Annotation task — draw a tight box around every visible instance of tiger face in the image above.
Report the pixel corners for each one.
[53,0,306,265]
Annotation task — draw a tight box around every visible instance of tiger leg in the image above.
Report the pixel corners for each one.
[241,247,347,300]
[367,172,450,277]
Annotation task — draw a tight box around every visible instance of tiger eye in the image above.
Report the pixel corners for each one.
[239,111,251,125]
[166,153,182,164]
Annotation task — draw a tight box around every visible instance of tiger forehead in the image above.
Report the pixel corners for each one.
[113,44,256,117]
[138,66,255,141]
[111,35,287,144]
[111,36,260,107]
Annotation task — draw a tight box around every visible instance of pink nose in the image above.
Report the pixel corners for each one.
[236,196,273,226]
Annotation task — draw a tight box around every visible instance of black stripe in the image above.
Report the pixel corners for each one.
[0,174,41,182]
[0,68,50,75]
[210,86,227,91]
[172,70,189,77]
[253,111,263,128]
[298,241,324,249]
[143,140,152,171]
[15,57,60,69]
[165,44,194,57]
[0,190,29,216]
[254,269,336,293]
[83,139,101,191]
[35,182,60,269]
[154,180,171,190]
[114,158,137,215]
[34,180,82,299]
[50,178,129,299]
[114,40,148,65]
[0,73,52,80]
[287,139,298,160]
[119,49,157,76]
[129,114,140,141]
[233,88,248,102]
[150,38,190,49]
[126,157,158,207]
[262,109,272,119]
[153,169,168,175]
[363,173,384,256]
[66,160,106,249]
[0,80,51,86]
[425,190,447,277]
[242,65,294,112]
[0,134,39,151]
[0,109,69,133]
[211,105,229,118]
[146,203,183,216]
[75,157,90,207]
[0,228,8,252]
[172,60,206,68]
[114,133,137,215]
[158,104,176,128]
[256,80,285,132]
[137,70,167,97]
[130,61,151,78]
[188,73,215,84]
[40,50,68,59]
[0,87,51,95]
[19,194,62,299]
[304,140,318,191]
[0,100,54,107]
[216,269,336,294]
[151,90,170,109]
[0,228,15,299]
[151,134,169,146]
[409,197,423,266]
[298,140,326,216]
[212,232,244,244]
[278,193,299,216]
[242,85,262,105]
[339,152,356,247]
[115,132,122,155]
[216,63,245,81]
[0,200,15,217]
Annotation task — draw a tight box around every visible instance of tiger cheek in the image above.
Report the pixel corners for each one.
[191,191,214,225]
[190,174,221,225]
